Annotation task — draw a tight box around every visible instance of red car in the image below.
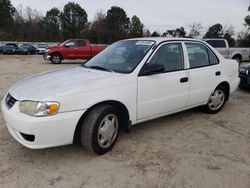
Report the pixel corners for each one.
[44,39,107,64]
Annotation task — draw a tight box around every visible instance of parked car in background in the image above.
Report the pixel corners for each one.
[2,43,18,54]
[36,43,48,54]
[203,38,250,64]
[1,38,239,155]
[44,39,107,64]
[239,63,250,89]
[18,44,37,55]
[0,46,3,54]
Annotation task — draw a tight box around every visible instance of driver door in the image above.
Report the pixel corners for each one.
[63,40,78,58]
[137,42,189,120]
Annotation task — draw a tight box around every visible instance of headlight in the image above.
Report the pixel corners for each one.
[246,70,249,75]
[19,101,60,117]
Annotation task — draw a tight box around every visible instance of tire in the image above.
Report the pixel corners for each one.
[51,53,62,64]
[203,85,227,114]
[81,105,120,155]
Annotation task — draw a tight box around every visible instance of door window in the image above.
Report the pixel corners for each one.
[205,40,226,48]
[65,40,77,47]
[186,43,218,68]
[148,43,184,72]
[77,40,86,47]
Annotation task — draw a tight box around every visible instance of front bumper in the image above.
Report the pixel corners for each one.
[239,74,250,88]
[1,96,85,149]
[43,53,51,60]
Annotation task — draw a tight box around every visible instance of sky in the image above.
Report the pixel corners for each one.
[10,0,250,36]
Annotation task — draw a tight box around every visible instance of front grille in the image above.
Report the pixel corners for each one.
[5,93,17,109]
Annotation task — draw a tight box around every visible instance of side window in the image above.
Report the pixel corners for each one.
[185,43,210,68]
[65,40,77,47]
[206,40,226,48]
[77,40,86,47]
[208,49,219,65]
[148,43,184,72]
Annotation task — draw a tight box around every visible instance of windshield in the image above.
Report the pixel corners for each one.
[83,40,155,73]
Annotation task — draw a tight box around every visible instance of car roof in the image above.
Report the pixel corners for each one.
[125,37,205,44]
[203,38,225,41]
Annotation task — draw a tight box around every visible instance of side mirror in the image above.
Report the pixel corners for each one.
[139,63,165,76]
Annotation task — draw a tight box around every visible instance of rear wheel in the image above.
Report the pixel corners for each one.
[80,105,120,155]
[51,53,62,64]
[203,85,227,114]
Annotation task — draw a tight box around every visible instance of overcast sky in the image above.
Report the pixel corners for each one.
[11,0,250,35]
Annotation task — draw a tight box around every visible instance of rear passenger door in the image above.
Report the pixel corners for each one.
[76,40,91,59]
[185,42,221,107]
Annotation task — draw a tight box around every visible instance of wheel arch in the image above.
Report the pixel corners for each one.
[232,54,242,62]
[217,81,230,101]
[50,52,63,59]
[73,100,130,143]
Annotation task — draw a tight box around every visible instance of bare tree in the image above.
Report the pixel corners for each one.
[188,22,203,38]
[222,24,235,36]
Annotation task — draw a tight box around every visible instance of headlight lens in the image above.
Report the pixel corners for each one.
[19,101,60,117]
[246,70,249,75]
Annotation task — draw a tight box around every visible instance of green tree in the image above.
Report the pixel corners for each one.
[43,8,61,41]
[151,31,160,37]
[129,15,144,38]
[144,29,151,37]
[174,27,186,37]
[223,33,235,47]
[164,27,186,37]
[106,6,130,41]
[244,6,250,27]
[204,23,223,38]
[60,2,88,39]
[0,0,15,39]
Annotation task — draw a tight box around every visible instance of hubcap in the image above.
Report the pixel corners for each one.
[97,114,119,149]
[52,56,60,63]
[208,89,225,111]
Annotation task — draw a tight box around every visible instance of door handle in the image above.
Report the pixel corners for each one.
[215,71,221,76]
[180,77,189,83]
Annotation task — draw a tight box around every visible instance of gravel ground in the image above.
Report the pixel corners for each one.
[0,55,250,188]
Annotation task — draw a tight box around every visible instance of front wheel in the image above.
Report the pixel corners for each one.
[81,105,120,155]
[51,54,62,64]
[203,85,227,114]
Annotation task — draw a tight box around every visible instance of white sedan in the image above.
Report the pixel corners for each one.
[1,38,240,155]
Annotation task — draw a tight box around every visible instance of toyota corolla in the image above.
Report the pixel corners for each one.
[1,38,240,155]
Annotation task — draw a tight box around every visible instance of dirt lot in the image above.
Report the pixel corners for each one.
[0,55,250,188]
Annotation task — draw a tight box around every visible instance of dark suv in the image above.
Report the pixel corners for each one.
[18,44,37,55]
[3,43,19,54]
[239,63,250,89]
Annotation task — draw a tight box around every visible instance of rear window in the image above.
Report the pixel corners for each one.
[206,40,226,48]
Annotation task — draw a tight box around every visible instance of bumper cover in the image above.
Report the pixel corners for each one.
[43,53,51,61]
[239,74,250,88]
[1,96,85,149]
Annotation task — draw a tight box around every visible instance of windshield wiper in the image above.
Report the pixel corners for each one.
[83,65,113,72]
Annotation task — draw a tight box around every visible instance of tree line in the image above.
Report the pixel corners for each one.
[0,0,249,46]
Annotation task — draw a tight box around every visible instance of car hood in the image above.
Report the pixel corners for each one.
[9,66,124,101]
[240,63,250,69]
